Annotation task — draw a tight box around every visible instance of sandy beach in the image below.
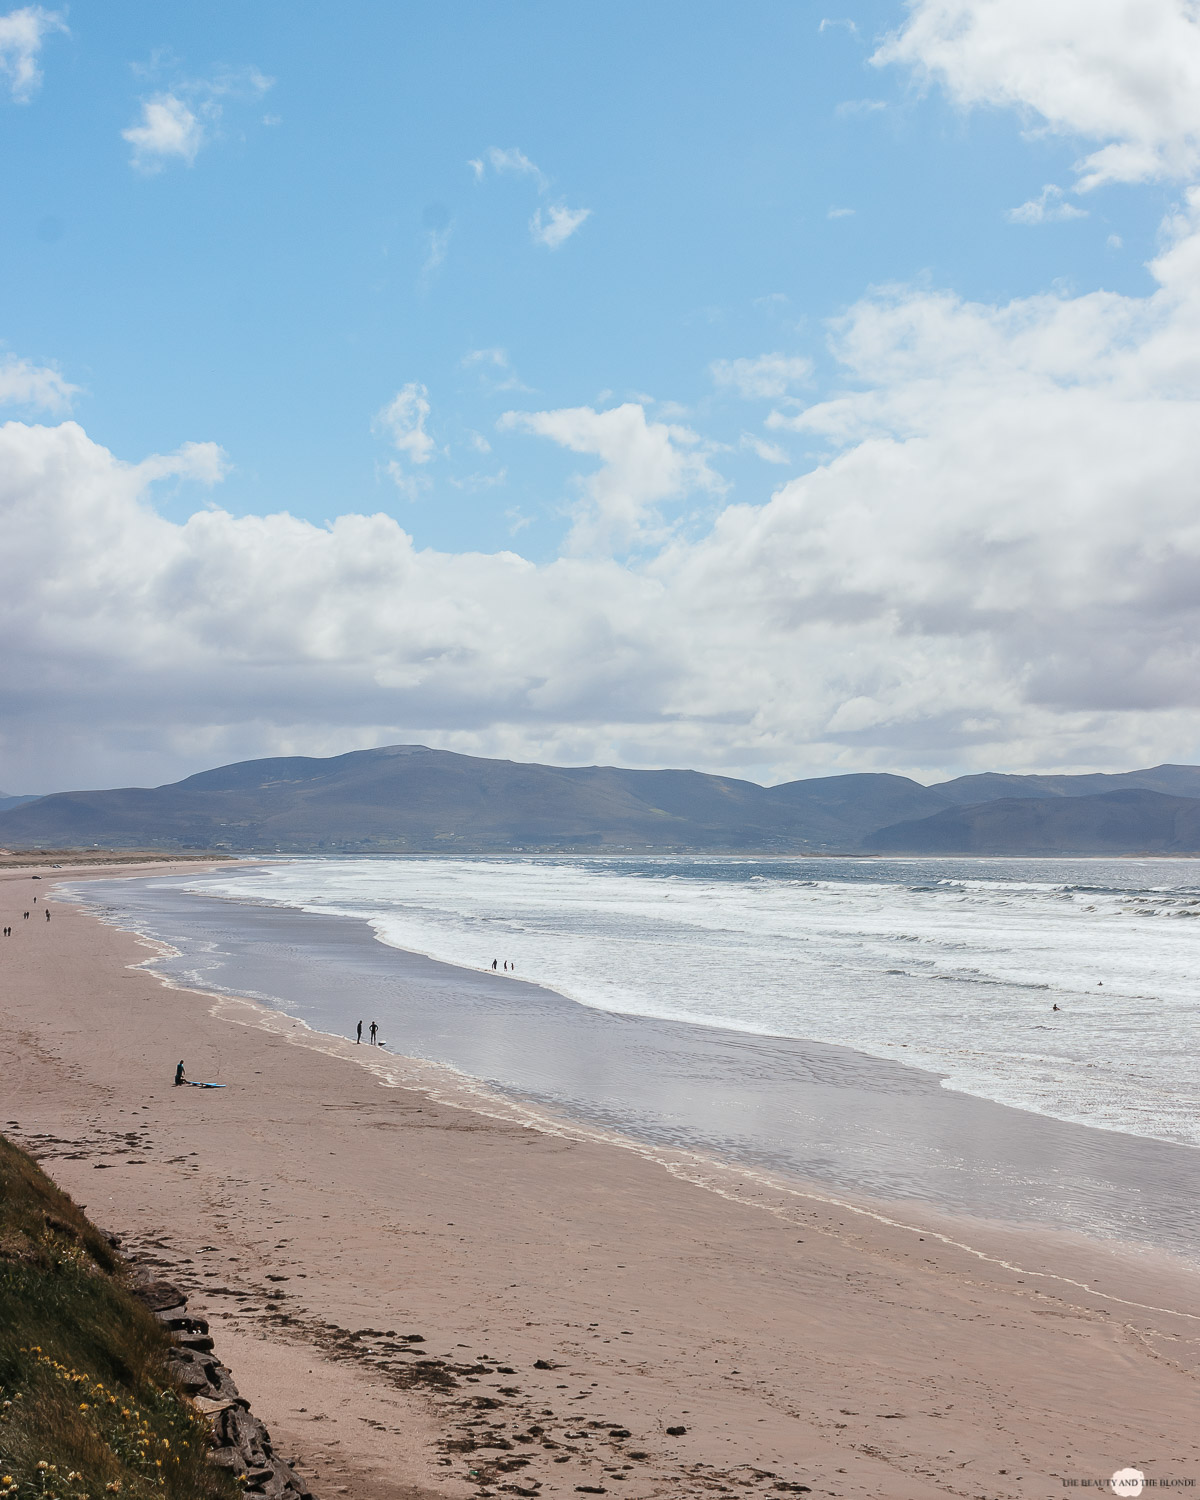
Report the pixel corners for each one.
[2,864,1198,1500]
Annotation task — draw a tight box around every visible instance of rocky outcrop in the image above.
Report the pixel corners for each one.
[131,1272,317,1499]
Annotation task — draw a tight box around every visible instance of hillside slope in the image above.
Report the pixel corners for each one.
[5,747,1200,855]
[0,746,942,854]
[863,788,1200,855]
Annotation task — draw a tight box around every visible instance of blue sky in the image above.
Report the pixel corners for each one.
[3,0,1163,553]
[3,0,1200,790]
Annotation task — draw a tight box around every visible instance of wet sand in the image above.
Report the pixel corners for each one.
[2,864,1198,1500]
[73,871,1200,1261]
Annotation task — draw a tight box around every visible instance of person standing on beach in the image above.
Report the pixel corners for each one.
[174,1060,186,1087]
[492,958,498,970]
[369,1020,378,1044]
[45,909,50,921]
[356,1020,363,1044]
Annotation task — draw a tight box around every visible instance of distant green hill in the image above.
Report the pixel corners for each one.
[864,787,1200,855]
[3,745,1199,855]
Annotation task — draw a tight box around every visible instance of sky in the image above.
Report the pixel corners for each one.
[3,0,1200,792]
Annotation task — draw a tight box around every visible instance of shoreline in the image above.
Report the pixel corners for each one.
[68,865,1200,1264]
[2,863,1199,1498]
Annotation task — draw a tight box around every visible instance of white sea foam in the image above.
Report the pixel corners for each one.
[188,855,1200,1147]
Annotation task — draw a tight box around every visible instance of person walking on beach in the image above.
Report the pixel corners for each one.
[174,1060,186,1087]
[356,1020,363,1044]
[369,1020,378,1045]
[45,908,50,921]
[491,958,498,970]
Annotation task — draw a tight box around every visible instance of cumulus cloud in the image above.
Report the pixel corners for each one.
[499,402,724,553]
[123,94,204,170]
[5,178,1200,794]
[123,65,272,172]
[0,353,78,414]
[12,195,1200,789]
[711,353,813,400]
[375,384,435,481]
[1007,183,1088,223]
[530,204,591,249]
[0,5,65,103]
[875,0,1200,189]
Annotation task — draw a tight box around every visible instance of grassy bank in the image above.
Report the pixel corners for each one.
[0,1134,236,1500]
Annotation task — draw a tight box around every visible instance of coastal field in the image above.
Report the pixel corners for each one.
[1,863,1198,1499]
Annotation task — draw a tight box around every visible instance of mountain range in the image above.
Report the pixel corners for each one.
[3,745,1200,856]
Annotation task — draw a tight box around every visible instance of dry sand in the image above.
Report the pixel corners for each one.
[1,864,1198,1500]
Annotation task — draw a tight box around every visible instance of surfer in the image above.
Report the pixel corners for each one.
[1052,1003,1060,1011]
[492,959,498,970]
[174,1060,186,1086]
[369,1020,378,1045]
[356,1020,363,1044]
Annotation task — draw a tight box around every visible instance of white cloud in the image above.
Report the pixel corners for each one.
[123,66,272,172]
[134,439,228,487]
[473,146,549,190]
[499,402,723,553]
[835,98,886,118]
[530,204,591,249]
[450,468,507,492]
[462,347,531,392]
[123,94,204,171]
[375,384,434,468]
[472,146,591,249]
[0,353,77,414]
[14,194,1200,788]
[874,0,1200,189]
[740,434,790,464]
[0,5,66,103]
[1007,183,1089,224]
[827,206,855,219]
[819,18,859,36]
[710,353,813,400]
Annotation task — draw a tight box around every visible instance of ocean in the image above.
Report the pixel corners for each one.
[68,854,1200,1258]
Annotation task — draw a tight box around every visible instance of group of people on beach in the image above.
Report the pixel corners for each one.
[491,958,515,971]
[356,1019,379,1044]
[5,896,50,936]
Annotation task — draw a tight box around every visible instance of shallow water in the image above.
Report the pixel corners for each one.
[176,855,1199,1145]
[67,862,1200,1261]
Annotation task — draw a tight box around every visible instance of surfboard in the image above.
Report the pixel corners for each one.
[189,1082,226,1089]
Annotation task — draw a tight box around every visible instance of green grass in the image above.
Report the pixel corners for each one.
[0,1134,239,1500]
